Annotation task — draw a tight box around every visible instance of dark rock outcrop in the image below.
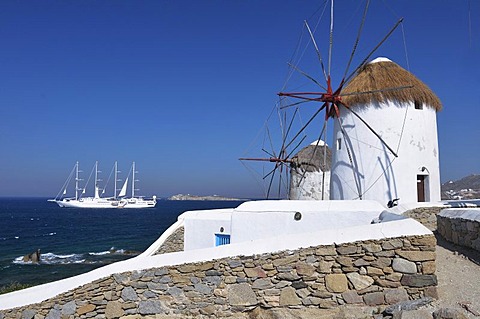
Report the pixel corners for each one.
[23,249,41,263]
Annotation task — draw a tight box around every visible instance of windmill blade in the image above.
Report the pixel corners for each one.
[261,148,275,157]
[239,157,275,162]
[288,62,327,91]
[277,108,299,160]
[264,125,277,158]
[281,109,288,148]
[282,163,292,199]
[342,0,370,83]
[336,116,363,199]
[240,158,267,191]
[321,168,327,200]
[284,102,327,150]
[279,92,328,102]
[304,20,328,83]
[277,163,284,199]
[339,85,413,97]
[284,108,299,144]
[341,103,398,157]
[266,164,278,199]
[327,0,334,76]
[321,117,329,200]
[279,98,313,110]
[344,17,404,85]
[263,164,277,180]
[286,134,308,159]
[295,118,328,188]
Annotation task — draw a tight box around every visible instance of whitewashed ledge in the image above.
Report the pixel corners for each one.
[438,208,480,221]
[0,217,431,311]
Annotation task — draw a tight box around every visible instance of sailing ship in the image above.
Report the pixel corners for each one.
[117,162,157,208]
[49,161,156,208]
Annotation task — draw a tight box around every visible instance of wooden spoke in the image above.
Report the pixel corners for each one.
[339,85,413,97]
[344,17,404,85]
[341,103,398,157]
[304,20,328,83]
[284,102,326,150]
[336,116,363,199]
[288,62,327,91]
[342,0,370,83]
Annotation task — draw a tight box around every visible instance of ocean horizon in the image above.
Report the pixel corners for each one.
[0,197,245,289]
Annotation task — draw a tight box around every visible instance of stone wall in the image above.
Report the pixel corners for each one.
[403,207,445,231]
[154,226,185,255]
[0,235,437,318]
[437,210,480,251]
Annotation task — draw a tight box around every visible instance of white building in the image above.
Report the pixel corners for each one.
[289,140,331,200]
[330,57,442,206]
[182,200,385,250]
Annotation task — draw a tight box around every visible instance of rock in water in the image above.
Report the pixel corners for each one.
[23,249,41,263]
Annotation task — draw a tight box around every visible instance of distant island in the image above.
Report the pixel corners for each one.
[168,194,244,201]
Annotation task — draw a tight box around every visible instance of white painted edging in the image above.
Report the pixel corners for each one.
[439,208,480,222]
[389,201,445,215]
[0,218,431,310]
[139,217,185,257]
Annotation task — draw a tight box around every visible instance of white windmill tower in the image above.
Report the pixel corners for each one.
[331,57,442,205]
[289,140,332,200]
[241,2,442,205]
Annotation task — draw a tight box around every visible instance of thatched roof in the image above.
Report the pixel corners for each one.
[341,58,442,111]
[291,141,331,173]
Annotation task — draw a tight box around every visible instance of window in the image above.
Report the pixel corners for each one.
[414,100,423,110]
[337,138,342,150]
[215,233,230,246]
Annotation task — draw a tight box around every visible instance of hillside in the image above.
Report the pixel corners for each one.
[441,174,480,200]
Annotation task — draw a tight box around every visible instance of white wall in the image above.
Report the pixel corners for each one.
[231,200,383,243]
[330,100,440,205]
[183,209,233,251]
[290,171,330,200]
[182,200,385,250]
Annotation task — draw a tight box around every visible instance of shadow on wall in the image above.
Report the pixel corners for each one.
[434,232,480,266]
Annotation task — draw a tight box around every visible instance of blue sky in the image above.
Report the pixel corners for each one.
[0,1,478,198]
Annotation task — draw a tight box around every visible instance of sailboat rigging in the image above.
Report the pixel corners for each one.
[49,161,156,208]
[117,162,157,208]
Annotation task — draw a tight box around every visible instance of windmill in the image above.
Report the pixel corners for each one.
[239,105,304,199]
[241,0,441,204]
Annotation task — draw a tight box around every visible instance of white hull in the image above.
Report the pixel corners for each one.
[52,197,157,209]
[54,197,121,208]
[118,197,157,209]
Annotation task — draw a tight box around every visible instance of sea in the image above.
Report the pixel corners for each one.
[0,198,245,289]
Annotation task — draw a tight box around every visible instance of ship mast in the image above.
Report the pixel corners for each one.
[75,161,79,200]
[94,161,99,199]
[114,161,118,199]
[132,161,136,198]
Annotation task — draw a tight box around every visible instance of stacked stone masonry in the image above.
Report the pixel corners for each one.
[154,226,184,255]
[0,235,437,318]
[437,214,480,252]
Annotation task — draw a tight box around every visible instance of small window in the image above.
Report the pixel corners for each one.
[414,100,423,110]
[337,138,342,150]
[215,233,230,246]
